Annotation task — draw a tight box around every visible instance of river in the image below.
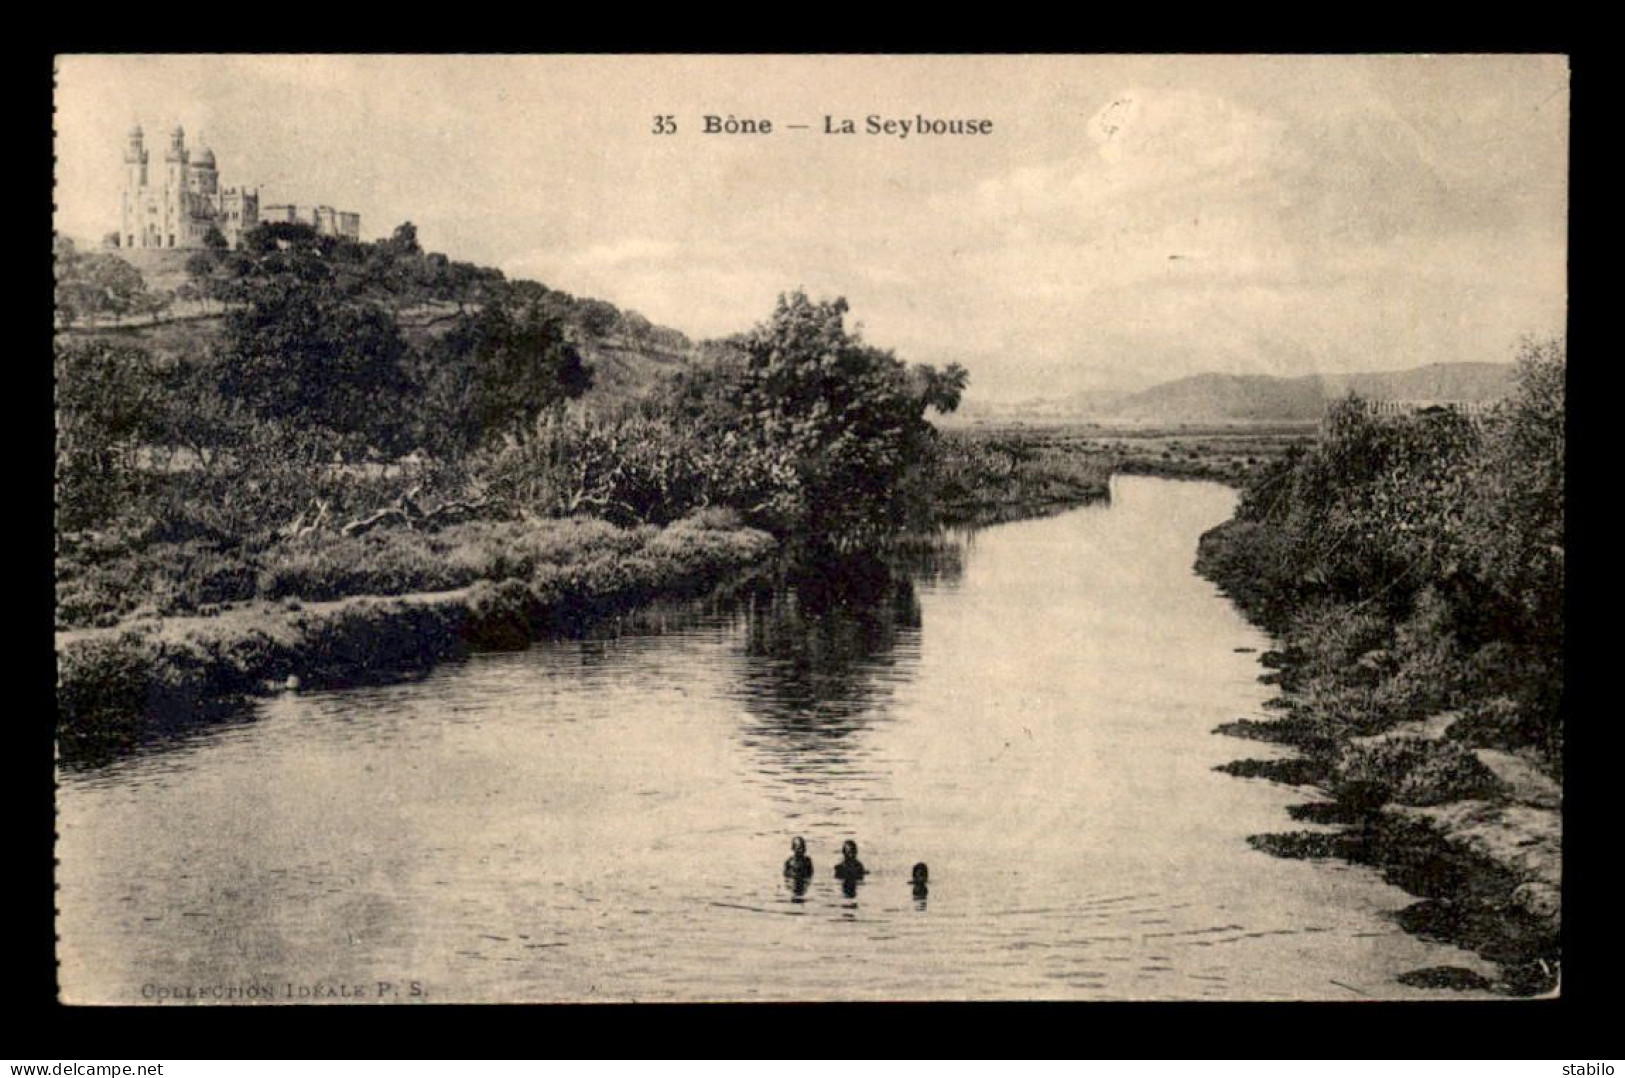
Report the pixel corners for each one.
[56,476,1497,1001]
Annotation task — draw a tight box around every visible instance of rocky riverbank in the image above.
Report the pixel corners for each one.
[1199,528,1561,996]
[1186,353,1564,996]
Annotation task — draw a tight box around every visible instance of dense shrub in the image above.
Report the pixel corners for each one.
[472,412,799,530]
[924,431,1110,523]
[1449,693,1562,763]
[57,274,980,641]
[56,536,262,627]
[1199,340,1564,762]
[1337,736,1503,807]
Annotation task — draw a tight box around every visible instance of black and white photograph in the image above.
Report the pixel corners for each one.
[52,54,1567,1003]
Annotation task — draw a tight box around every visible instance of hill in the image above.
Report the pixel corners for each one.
[66,246,702,412]
[1113,372,1328,421]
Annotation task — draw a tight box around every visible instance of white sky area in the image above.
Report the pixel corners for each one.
[55,55,1568,403]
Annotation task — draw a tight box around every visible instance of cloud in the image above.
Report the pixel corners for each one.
[964,89,1299,230]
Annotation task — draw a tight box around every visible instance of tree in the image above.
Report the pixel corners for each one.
[909,362,970,415]
[55,238,162,327]
[693,290,964,533]
[385,221,422,257]
[621,309,654,341]
[147,352,250,474]
[220,284,414,455]
[1460,339,1564,690]
[575,297,622,338]
[419,282,593,455]
[209,221,506,315]
[208,227,416,455]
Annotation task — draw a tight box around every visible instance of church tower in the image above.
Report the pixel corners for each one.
[162,126,189,247]
[119,124,148,249]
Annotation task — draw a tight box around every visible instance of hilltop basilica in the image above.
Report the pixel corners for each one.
[116,124,360,251]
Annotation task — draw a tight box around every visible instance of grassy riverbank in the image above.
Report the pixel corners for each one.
[1193,346,1564,995]
[57,512,775,764]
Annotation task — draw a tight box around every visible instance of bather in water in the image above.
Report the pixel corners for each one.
[783,836,813,880]
[835,839,867,898]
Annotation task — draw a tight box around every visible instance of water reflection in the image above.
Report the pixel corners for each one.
[730,550,924,797]
[911,863,930,910]
[740,550,921,714]
[58,696,260,774]
[882,530,969,588]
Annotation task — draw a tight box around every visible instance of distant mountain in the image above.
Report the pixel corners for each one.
[970,362,1515,423]
[1113,372,1328,421]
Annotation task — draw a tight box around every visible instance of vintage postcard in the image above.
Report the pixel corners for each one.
[53,54,1567,1003]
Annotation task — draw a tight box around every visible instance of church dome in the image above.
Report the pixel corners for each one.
[195,146,216,166]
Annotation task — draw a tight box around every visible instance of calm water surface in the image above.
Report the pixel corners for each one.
[57,476,1496,1001]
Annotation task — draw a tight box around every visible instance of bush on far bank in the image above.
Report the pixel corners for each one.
[1196,339,1565,767]
[1335,735,1503,808]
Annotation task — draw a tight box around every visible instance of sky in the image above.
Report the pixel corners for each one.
[54,55,1568,403]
